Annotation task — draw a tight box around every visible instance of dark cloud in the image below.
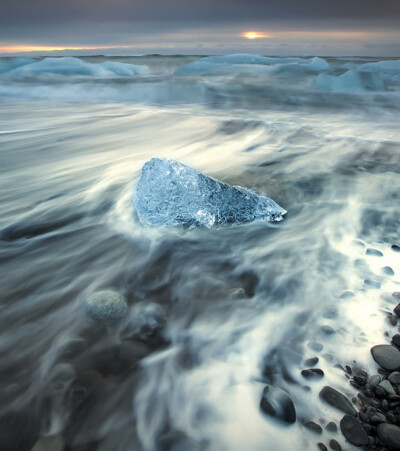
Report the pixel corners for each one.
[0,0,399,55]
[1,0,400,27]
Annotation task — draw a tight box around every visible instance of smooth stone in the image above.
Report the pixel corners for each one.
[260,385,296,424]
[366,248,383,257]
[305,357,319,367]
[364,279,381,289]
[392,245,400,252]
[389,372,400,384]
[319,386,357,416]
[320,325,335,335]
[340,415,368,446]
[370,412,386,424]
[394,304,400,318]
[388,315,398,326]
[369,374,381,386]
[301,369,324,379]
[326,421,337,432]
[371,345,400,371]
[329,439,342,451]
[308,341,323,352]
[304,421,322,434]
[32,436,65,451]
[377,423,400,449]
[393,335,400,347]
[317,443,328,451]
[339,291,355,299]
[85,290,128,322]
[379,379,396,395]
[382,266,395,276]
[49,363,75,383]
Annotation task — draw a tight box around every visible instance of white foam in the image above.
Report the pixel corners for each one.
[174,54,329,76]
[7,56,149,78]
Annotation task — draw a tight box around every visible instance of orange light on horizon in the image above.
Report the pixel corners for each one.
[242,32,270,40]
[0,45,131,53]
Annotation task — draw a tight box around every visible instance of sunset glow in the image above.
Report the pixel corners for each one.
[0,45,130,53]
[242,32,270,39]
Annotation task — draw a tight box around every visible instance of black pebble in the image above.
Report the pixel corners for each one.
[302,369,324,379]
[329,439,342,451]
[392,245,400,252]
[305,357,319,367]
[326,422,337,432]
[317,443,328,451]
[366,248,383,257]
[304,421,323,434]
[340,415,369,446]
[319,386,357,416]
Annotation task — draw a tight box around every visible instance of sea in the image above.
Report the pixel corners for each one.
[0,54,399,450]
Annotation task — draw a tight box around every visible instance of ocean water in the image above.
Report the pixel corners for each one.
[0,54,400,450]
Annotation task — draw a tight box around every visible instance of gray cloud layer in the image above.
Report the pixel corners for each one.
[1,0,399,55]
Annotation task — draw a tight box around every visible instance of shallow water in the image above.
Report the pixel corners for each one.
[0,55,400,450]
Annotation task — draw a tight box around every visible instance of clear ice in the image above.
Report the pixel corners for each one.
[134,158,286,228]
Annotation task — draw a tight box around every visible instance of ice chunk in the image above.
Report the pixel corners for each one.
[8,57,149,78]
[174,54,329,76]
[134,158,286,228]
[314,70,385,93]
[0,57,34,73]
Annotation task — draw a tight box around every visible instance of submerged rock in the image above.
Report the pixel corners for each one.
[319,386,357,416]
[371,345,400,371]
[260,385,296,424]
[85,290,128,322]
[134,158,286,228]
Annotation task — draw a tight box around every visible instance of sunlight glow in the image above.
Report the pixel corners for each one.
[0,45,130,53]
[242,32,270,40]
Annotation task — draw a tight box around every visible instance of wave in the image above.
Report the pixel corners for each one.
[174,54,329,76]
[4,56,149,78]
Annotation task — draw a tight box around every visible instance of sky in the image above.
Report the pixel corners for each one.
[0,0,400,56]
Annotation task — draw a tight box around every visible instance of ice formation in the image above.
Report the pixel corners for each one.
[8,57,149,77]
[134,158,286,228]
[174,54,328,76]
[314,70,385,93]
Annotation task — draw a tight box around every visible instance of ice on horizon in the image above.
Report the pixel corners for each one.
[7,56,149,78]
[174,54,329,76]
[134,158,286,228]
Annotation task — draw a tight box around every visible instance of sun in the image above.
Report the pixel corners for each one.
[242,31,270,39]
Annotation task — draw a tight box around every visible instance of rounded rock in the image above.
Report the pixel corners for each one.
[340,415,368,446]
[382,266,395,276]
[305,357,319,367]
[85,290,128,322]
[326,422,337,432]
[389,371,400,384]
[260,385,296,424]
[329,439,342,451]
[304,421,322,434]
[377,423,400,449]
[371,345,400,371]
[319,386,357,416]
